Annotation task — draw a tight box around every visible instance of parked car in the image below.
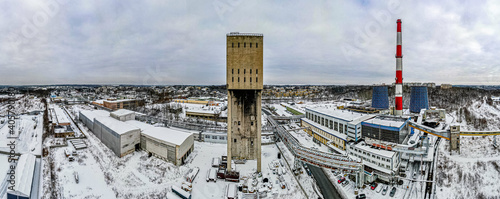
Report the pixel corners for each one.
[382,185,388,195]
[356,194,366,199]
[375,184,383,193]
[413,172,417,179]
[68,155,75,162]
[370,182,378,190]
[337,177,346,184]
[390,187,397,197]
[342,180,349,187]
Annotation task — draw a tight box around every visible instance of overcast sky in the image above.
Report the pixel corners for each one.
[1,0,499,85]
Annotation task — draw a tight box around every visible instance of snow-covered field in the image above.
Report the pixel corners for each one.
[435,100,500,199]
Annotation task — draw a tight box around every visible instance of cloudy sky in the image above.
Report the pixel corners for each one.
[0,0,499,85]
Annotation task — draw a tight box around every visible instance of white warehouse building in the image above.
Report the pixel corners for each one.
[79,109,194,165]
[93,116,141,157]
[126,120,194,166]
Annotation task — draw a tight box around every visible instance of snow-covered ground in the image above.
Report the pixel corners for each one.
[435,100,500,198]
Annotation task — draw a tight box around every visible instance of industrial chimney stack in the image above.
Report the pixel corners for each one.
[395,19,403,116]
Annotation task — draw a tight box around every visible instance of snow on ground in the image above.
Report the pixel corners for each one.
[187,141,309,198]
[435,139,500,199]
[275,142,320,199]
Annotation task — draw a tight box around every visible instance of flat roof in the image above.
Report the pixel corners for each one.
[350,141,395,158]
[305,107,367,122]
[80,110,110,121]
[10,154,36,197]
[53,107,71,124]
[104,99,138,103]
[362,116,409,131]
[301,118,347,141]
[142,127,192,146]
[226,32,263,37]
[125,120,155,131]
[94,116,140,135]
[111,109,135,117]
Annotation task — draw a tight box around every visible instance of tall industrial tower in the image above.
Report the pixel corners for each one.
[226,32,263,172]
[395,19,403,116]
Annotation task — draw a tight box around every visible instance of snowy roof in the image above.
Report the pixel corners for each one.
[301,118,347,141]
[125,120,155,131]
[111,109,135,117]
[362,116,409,131]
[11,154,36,197]
[142,126,192,146]
[94,116,140,135]
[305,107,367,122]
[53,107,71,124]
[80,110,110,121]
[104,99,138,103]
[350,141,395,158]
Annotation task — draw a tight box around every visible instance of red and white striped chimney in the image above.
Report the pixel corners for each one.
[395,19,403,116]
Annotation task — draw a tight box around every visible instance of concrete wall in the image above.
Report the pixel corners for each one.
[226,35,263,90]
[120,130,140,157]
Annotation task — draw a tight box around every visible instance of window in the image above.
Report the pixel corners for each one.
[232,77,234,82]
[256,77,258,82]
[251,121,254,126]
[244,77,246,82]
[212,136,217,139]
[238,43,240,48]
[232,43,234,48]
[244,42,246,48]
[256,69,258,74]
[244,69,246,74]
[205,135,210,138]
[256,43,258,48]
[250,43,252,48]
[238,69,240,74]
[250,77,252,82]
[238,121,241,125]
[232,69,234,74]
[219,136,224,140]
[251,141,254,146]
[238,77,240,82]
[250,69,252,74]
[234,139,237,143]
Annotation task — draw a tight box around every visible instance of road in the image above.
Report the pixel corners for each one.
[308,164,342,199]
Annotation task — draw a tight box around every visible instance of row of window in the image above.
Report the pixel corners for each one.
[231,42,258,48]
[350,152,391,170]
[232,68,258,74]
[306,112,346,134]
[205,135,227,140]
[231,77,258,83]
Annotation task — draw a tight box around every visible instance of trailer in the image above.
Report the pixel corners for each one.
[212,157,221,167]
[207,168,217,182]
[172,185,191,199]
[185,167,200,183]
[226,184,238,199]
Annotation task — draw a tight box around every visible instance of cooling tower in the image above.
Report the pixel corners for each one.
[372,86,389,109]
[410,86,429,113]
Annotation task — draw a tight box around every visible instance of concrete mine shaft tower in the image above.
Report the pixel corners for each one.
[226,32,263,172]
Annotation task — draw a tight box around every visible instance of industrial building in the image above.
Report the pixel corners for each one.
[361,115,410,146]
[304,107,374,140]
[346,141,399,182]
[93,116,141,157]
[226,32,263,172]
[80,109,194,165]
[52,106,71,126]
[79,110,110,132]
[126,120,194,166]
[7,154,36,199]
[110,109,136,121]
[103,99,144,110]
[185,110,227,122]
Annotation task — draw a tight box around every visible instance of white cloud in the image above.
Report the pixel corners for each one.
[0,0,498,85]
